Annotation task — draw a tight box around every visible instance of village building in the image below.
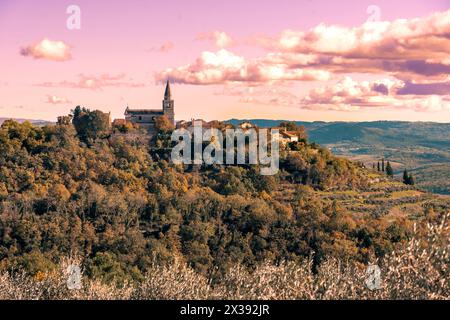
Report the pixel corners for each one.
[271,128,300,146]
[238,121,254,130]
[122,80,175,133]
[280,131,299,143]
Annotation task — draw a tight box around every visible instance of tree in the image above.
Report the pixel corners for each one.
[113,121,134,133]
[377,162,380,172]
[381,158,385,172]
[71,106,111,142]
[403,169,415,185]
[386,161,394,177]
[155,115,174,133]
[57,115,73,125]
[408,173,415,186]
[279,121,298,132]
[403,169,409,184]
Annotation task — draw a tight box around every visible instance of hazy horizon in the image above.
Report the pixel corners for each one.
[2,115,450,125]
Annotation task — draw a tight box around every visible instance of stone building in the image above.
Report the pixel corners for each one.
[124,80,175,132]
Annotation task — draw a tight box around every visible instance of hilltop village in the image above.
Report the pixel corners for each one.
[104,81,306,147]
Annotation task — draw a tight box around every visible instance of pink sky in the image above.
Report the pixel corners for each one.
[0,0,449,122]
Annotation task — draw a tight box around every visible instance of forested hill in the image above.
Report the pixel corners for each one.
[0,117,448,284]
[227,119,450,195]
[0,117,52,126]
[226,119,450,148]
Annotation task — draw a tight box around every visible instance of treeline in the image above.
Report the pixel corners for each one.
[0,114,441,283]
[373,158,415,185]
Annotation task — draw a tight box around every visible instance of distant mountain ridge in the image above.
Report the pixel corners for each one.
[226,119,450,194]
[0,117,53,126]
[226,119,450,147]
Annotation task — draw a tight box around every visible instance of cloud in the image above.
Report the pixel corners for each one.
[36,73,146,90]
[300,77,403,110]
[271,10,450,61]
[221,77,450,112]
[46,95,71,104]
[214,85,299,105]
[299,77,450,112]
[261,9,450,80]
[20,38,72,61]
[148,41,174,53]
[396,81,450,95]
[158,10,450,87]
[155,49,330,85]
[196,31,234,48]
[155,10,450,113]
[398,95,450,112]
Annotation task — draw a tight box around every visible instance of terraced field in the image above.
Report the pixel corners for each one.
[273,176,450,221]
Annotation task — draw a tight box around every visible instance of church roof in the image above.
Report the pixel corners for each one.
[125,108,164,115]
[280,131,298,138]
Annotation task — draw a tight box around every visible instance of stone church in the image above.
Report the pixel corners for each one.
[124,80,175,132]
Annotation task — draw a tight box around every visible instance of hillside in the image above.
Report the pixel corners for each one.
[227,119,450,195]
[0,117,53,126]
[0,118,448,286]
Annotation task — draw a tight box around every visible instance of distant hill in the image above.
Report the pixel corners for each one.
[0,117,53,126]
[226,119,450,194]
[226,119,450,147]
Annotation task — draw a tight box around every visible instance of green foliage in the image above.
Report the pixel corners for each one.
[0,120,442,283]
[71,106,111,143]
[386,161,394,177]
[154,115,174,133]
[403,169,415,185]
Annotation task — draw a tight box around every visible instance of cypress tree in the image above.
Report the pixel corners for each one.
[403,169,415,185]
[386,161,394,177]
[381,158,385,172]
[408,173,415,185]
[403,169,409,184]
[377,162,380,171]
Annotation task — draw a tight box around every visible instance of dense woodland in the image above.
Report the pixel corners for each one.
[0,109,448,284]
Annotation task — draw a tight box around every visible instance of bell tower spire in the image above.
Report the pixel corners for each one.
[162,79,175,125]
[164,80,171,100]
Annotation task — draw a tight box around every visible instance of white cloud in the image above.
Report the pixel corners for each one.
[46,95,71,104]
[296,77,449,112]
[156,49,330,85]
[196,31,234,48]
[20,38,72,61]
[37,73,145,90]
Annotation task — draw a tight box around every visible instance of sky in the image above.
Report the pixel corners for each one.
[0,0,449,122]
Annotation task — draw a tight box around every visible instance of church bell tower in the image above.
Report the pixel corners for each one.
[163,80,175,124]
